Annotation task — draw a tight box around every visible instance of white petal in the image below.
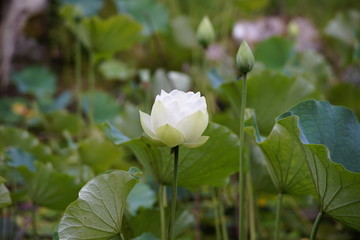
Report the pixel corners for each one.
[151,100,177,128]
[139,110,159,140]
[183,136,209,148]
[155,124,185,147]
[175,110,209,142]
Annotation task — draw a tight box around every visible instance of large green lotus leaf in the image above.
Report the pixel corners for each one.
[219,70,321,135]
[128,208,194,238]
[254,37,294,70]
[46,110,84,135]
[58,169,141,240]
[20,163,82,210]
[105,122,239,189]
[116,0,169,35]
[256,117,315,195]
[0,176,11,208]
[11,66,56,99]
[78,138,128,174]
[279,100,360,230]
[82,90,120,123]
[77,15,142,58]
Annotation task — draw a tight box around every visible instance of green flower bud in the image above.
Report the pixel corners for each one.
[197,16,215,48]
[236,41,255,74]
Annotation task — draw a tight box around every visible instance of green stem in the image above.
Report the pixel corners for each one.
[246,173,256,240]
[217,189,229,240]
[32,204,39,240]
[211,189,221,240]
[75,36,82,118]
[310,211,324,240]
[167,146,179,240]
[274,193,283,240]
[159,184,166,240]
[88,53,95,127]
[238,74,247,240]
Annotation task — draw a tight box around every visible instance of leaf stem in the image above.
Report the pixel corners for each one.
[167,146,179,240]
[246,173,256,240]
[88,53,95,127]
[310,211,324,240]
[238,74,247,240]
[31,204,39,240]
[159,184,166,240]
[274,193,283,240]
[211,188,221,240]
[75,34,82,118]
[217,188,229,240]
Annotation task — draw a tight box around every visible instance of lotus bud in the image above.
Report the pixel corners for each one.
[236,40,255,74]
[196,16,215,48]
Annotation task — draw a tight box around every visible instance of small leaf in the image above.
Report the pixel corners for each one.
[127,182,156,215]
[0,176,11,208]
[76,15,142,59]
[11,66,56,99]
[254,36,294,70]
[82,90,120,123]
[116,0,169,35]
[61,0,103,16]
[58,169,141,239]
[5,147,36,172]
[103,121,130,145]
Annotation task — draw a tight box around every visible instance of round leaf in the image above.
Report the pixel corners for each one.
[58,169,141,239]
[279,100,360,230]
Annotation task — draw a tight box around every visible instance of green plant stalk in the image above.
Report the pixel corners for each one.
[32,204,39,240]
[75,36,82,118]
[167,146,179,240]
[246,173,256,240]
[211,189,221,240]
[217,189,229,240]
[310,211,324,240]
[238,74,247,240]
[159,184,166,240]
[274,193,283,240]
[88,53,95,127]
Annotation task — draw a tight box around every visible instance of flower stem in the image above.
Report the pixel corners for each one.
[217,188,229,240]
[310,211,324,240]
[31,204,39,240]
[246,173,256,240]
[211,188,221,240]
[238,74,247,240]
[159,184,166,240]
[274,193,283,240]
[75,35,82,118]
[88,53,95,127]
[167,146,179,240]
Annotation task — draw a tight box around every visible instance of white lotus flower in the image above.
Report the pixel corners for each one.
[139,90,209,148]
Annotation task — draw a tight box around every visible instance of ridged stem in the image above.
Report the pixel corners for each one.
[167,146,179,240]
[310,211,324,240]
[238,74,247,240]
